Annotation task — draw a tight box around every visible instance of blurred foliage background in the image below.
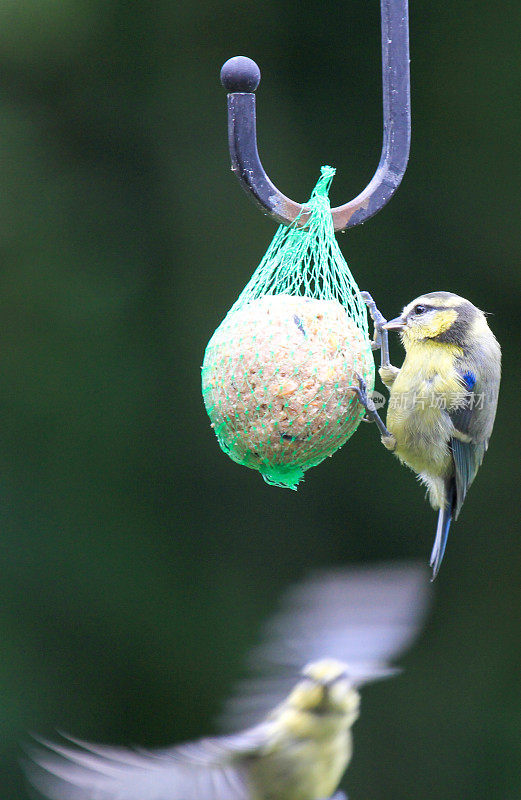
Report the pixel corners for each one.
[0,1,520,798]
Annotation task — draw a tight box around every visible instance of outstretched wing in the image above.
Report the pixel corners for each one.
[219,562,431,731]
[24,726,270,800]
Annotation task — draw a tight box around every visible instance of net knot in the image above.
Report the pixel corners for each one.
[311,165,336,199]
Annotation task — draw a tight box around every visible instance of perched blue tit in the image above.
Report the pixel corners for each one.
[360,291,501,579]
[24,563,430,800]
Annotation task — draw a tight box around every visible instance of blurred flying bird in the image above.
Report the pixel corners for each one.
[23,562,430,800]
[358,291,501,579]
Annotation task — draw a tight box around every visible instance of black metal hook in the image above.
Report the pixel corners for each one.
[220,0,410,231]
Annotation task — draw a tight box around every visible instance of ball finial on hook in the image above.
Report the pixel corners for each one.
[221,56,261,92]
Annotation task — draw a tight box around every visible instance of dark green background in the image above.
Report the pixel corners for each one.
[0,1,519,798]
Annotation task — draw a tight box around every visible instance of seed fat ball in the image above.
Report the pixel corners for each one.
[202,294,374,487]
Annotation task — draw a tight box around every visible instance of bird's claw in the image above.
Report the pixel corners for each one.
[361,291,393,370]
[361,290,388,330]
[352,373,376,415]
[362,293,383,351]
[352,373,393,439]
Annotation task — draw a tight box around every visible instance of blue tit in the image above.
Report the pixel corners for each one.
[23,563,430,800]
[358,292,501,579]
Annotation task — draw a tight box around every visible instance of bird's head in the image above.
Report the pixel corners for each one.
[384,291,481,347]
[286,658,360,719]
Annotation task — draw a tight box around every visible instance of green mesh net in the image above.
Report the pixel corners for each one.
[201,166,375,489]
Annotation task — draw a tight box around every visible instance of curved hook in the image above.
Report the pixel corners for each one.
[220,0,410,231]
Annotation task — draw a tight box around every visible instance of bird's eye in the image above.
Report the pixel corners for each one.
[414,304,428,315]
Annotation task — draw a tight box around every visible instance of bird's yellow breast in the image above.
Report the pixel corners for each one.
[250,723,352,800]
[387,340,465,476]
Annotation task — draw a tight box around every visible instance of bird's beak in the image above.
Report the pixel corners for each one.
[383,316,406,331]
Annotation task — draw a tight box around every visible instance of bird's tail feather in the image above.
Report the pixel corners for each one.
[429,482,456,580]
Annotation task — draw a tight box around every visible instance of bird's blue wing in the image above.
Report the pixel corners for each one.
[449,370,488,519]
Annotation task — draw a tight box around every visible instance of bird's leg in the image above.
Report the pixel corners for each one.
[361,291,400,387]
[352,374,397,452]
[357,292,398,450]
[361,291,390,367]
[352,374,389,435]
